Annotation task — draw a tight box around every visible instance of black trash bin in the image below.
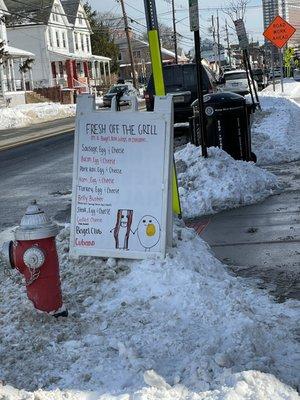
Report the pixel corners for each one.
[191,92,256,162]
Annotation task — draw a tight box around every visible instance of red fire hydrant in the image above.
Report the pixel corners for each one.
[0,200,67,317]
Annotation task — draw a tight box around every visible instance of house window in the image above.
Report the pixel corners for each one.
[118,52,122,61]
[86,35,90,52]
[74,33,79,50]
[133,50,141,58]
[80,34,84,51]
[62,31,66,48]
[48,29,53,47]
[78,13,83,25]
[52,5,59,22]
[58,61,64,76]
[55,31,60,47]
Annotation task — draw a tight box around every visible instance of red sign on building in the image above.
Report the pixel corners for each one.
[263,15,296,49]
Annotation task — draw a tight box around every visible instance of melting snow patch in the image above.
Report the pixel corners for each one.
[0,103,76,130]
[0,223,299,399]
[175,144,279,218]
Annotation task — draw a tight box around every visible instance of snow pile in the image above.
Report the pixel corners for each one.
[0,223,299,399]
[174,144,279,218]
[252,94,300,165]
[262,78,300,100]
[0,102,76,130]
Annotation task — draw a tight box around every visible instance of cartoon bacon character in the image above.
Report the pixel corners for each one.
[110,209,133,250]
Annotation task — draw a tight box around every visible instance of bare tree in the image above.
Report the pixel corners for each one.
[223,0,250,23]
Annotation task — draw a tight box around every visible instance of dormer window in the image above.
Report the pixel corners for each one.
[52,5,60,22]
[78,13,83,25]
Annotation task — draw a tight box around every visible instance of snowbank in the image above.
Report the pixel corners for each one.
[0,223,299,399]
[252,94,300,165]
[174,144,279,219]
[0,102,76,130]
[262,78,300,100]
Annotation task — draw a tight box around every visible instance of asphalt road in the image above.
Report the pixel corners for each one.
[0,132,74,230]
[0,117,75,151]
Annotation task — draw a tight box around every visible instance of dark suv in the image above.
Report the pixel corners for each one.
[144,63,218,122]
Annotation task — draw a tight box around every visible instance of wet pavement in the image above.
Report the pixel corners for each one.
[198,160,300,302]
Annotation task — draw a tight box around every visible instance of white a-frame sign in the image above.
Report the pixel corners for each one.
[70,94,173,260]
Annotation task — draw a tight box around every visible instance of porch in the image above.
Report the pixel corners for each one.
[0,45,35,105]
[49,51,111,91]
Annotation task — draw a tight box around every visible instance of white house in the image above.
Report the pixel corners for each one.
[5,0,111,93]
[0,0,35,105]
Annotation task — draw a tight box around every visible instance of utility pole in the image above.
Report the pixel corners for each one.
[171,0,178,63]
[216,11,222,73]
[189,0,208,157]
[119,0,137,88]
[225,20,232,68]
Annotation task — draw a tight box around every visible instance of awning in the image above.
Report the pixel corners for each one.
[4,45,35,59]
[49,50,111,62]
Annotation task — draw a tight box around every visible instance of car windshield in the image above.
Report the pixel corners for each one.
[109,85,128,94]
[225,72,247,81]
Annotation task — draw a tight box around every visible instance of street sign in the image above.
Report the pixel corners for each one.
[70,94,173,260]
[234,19,249,50]
[263,15,296,48]
[189,0,199,32]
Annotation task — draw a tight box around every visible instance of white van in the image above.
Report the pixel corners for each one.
[220,70,257,95]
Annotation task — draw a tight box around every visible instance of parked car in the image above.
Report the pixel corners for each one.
[103,83,138,107]
[293,69,300,82]
[144,63,218,122]
[219,70,258,95]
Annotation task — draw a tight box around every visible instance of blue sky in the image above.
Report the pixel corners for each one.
[88,0,264,50]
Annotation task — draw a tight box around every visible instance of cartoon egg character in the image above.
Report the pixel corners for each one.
[137,215,161,251]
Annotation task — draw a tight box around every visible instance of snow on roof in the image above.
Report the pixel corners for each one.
[4,45,35,58]
[224,69,246,75]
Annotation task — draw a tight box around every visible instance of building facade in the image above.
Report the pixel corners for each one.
[5,0,111,93]
[114,30,187,82]
[0,0,35,105]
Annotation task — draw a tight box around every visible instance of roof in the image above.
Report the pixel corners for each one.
[4,0,54,25]
[48,49,110,62]
[0,0,8,12]
[61,0,80,25]
[4,45,35,58]
[224,69,246,75]
[119,37,187,62]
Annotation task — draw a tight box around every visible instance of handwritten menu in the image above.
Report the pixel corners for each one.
[70,95,172,260]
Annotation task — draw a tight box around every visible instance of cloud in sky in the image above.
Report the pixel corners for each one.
[87,0,264,50]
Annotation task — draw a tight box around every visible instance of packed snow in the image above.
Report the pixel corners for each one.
[0,102,76,130]
[0,222,299,399]
[251,81,300,165]
[174,144,279,219]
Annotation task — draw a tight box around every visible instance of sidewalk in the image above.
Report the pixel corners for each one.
[188,87,300,302]
[195,159,300,302]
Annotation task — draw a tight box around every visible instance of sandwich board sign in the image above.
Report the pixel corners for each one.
[70,94,173,260]
[263,15,296,48]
